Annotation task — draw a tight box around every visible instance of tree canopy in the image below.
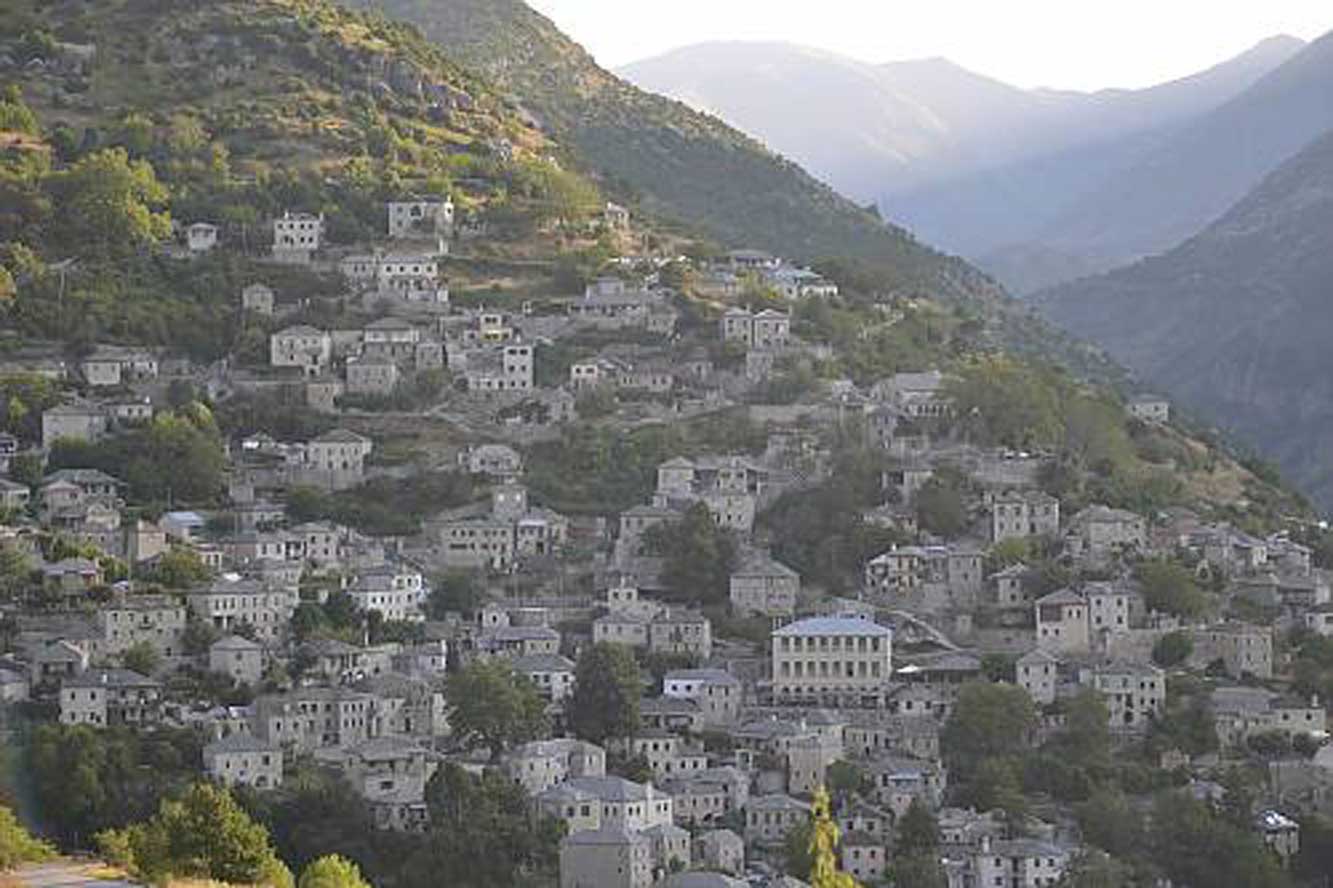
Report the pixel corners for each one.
[642,501,737,607]
[445,658,548,758]
[568,642,642,744]
[96,783,292,888]
[298,854,372,888]
[46,148,172,256]
[0,805,54,871]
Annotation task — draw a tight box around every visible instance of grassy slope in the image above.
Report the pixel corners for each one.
[345,0,1005,300]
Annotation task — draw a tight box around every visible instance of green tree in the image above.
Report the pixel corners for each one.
[568,643,642,744]
[896,797,939,857]
[427,571,482,619]
[298,855,371,888]
[145,547,210,588]
[914,475,969,538]
[782,819,814,881]
[417,764,564,887]
[446,659,548,758]
[47,148,172,255]
[0,86,38,135]
[1059,689,1111,767]
[825,761,863,802]
[121,641,162,677]
[1075,788,1143,858]
[1150,792,1290,888]
[0,805,54,870]
[0,545,34,601]
[643,501,737,606]
[941,682,1037,782]
[1152,631,1193,667]
[96,783,291,888]
[1136,560,1208,619]
[890,854,947,888]
[1054,851,1136,888]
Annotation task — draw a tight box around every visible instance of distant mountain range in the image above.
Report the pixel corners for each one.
[1034,127,1333,506]
[621,33,1333,292]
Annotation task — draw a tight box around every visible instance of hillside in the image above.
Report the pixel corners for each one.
[618,36,1305,270]
[0,0,600,353]
[1035,127,1333,507]
[342,0,1003,301]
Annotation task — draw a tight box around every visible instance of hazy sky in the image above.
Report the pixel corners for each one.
[527,0,1333,91]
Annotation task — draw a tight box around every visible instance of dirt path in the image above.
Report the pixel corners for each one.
[10,861,136,888]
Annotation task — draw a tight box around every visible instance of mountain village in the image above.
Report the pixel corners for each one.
[0,3,1331,888]
[0,186,1327,888]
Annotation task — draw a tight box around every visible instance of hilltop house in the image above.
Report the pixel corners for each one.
[387,196,454,239]
[271,211,323,264]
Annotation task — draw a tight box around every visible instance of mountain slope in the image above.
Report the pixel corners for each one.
[1033,30,1333,271]
[1034,127,1333,506]
[344,0,1002,301]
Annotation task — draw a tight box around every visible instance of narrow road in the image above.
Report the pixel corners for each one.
[10,861,136,888]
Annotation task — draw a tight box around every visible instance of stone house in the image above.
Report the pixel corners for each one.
[771,616,893,707]
[187,222,219,253]
[241,283,275,315]
[80,346,158,387]
[461,443,523,478]
[187,576,294,642]
[662,669,742,726]
[271,211,323,264]
[1035,588,1090,654]
[692,829,744,875]
[538,776,674,833]
[305,428,373,475]
[648,609,713,660]
[251,687,381,754]
[513,653,577,702]
[94,593,186,660]
[345,356,399,396]
[0,478,30,511]
[459,342,535,393]
[209,634,265,685]
[603,202,630,229]
[744,794,809,845]
[59,668,161,726]
[346,563,427,622]
[1128,394,1170,423]
[41,401,109,448]
[729,552,800,617]
[990,491,1060,543]
[718,307,790,349]
[1068,505,1146,556]
[387,197,454,239]
[1085,661,1165,731]
[1017,648,1060,705]
[966,837,1070,888]
[567,278,666,330]
[1210,686,1326,747]
[841,834,887,884]
[1188,622,1273,679]
[203,734,283,789]
[503,738,607,795]
[270,325,332,375]
[315,737,440,832]
[559,827,652,888]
